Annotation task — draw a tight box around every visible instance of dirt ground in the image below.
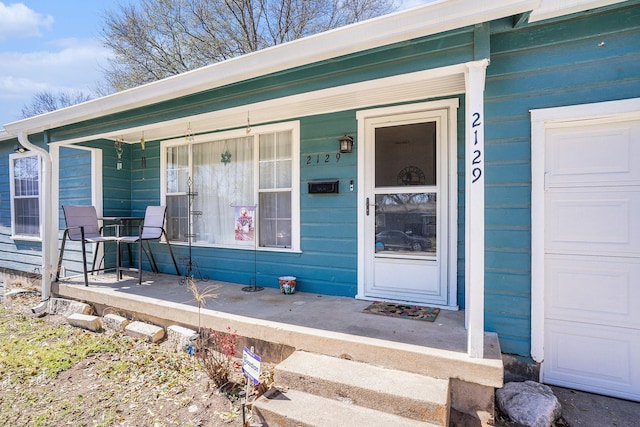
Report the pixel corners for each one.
[0,291,263,427]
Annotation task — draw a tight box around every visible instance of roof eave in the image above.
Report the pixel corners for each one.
[3,0,540,137]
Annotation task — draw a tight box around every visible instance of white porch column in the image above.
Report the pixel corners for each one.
[464,59,488,358]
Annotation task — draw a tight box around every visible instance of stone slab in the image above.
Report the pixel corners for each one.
[125,321,165,343]
[68,313,102,332]
[3,288,37,299]
[48,298,92,317]
[103,313,130,332]
[167,325,199,353]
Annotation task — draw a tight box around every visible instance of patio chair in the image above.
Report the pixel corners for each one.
[56,205,118,286]
[118,205,180,284]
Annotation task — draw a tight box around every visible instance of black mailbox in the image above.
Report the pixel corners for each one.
[308,180,339,194]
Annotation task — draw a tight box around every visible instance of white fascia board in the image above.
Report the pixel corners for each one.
[4,0,539,137]
[529,0,629,22]
[0,129,12,141]
[48,63,468,146]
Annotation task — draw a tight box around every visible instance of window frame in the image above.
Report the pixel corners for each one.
[9,151,42,241]
[160,121,300,252]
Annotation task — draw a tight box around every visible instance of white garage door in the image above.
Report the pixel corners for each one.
[543,118,640,401]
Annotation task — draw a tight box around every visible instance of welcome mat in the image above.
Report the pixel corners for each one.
[362,301,440,322]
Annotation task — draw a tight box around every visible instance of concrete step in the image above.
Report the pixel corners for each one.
[253,388,441,427]
[273,350,450,425]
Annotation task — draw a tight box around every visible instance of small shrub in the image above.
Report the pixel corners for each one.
[195,327,241,388]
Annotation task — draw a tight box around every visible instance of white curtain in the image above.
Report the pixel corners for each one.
[192,136,254,246]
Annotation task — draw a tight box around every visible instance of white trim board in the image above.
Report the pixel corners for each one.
[35,63,471,146]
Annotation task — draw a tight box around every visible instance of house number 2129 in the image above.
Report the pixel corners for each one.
[471,112,483,184]
[306,153,341,165]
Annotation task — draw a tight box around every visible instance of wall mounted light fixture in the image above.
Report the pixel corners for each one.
[339,135,354,153]
[13,144,28,153]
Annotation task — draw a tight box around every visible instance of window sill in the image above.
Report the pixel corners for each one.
[11,235,42,242]
[169,241,302,254]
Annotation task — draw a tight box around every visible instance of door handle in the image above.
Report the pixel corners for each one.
[366,197,377,216]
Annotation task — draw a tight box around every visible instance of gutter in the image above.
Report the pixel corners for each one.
[17,132,55,312]
[2,0,540,135]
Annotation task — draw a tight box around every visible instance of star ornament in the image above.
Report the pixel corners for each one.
[221,150,232,165]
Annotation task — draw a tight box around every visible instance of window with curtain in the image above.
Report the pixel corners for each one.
[163,122,298,250]
[10,152,41,239]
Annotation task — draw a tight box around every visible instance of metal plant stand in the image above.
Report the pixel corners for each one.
[179,177,208,285]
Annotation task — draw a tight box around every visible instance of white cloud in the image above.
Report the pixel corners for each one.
[0,2,54,40]
[0,37,111,124]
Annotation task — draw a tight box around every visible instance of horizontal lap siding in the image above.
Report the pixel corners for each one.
[0,138,46,274]
[485,4,640,356]
[87,139,133,217]
[58,146,95,277]
[297,112,357,295]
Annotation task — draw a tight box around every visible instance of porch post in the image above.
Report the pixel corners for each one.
[464,59,488,358]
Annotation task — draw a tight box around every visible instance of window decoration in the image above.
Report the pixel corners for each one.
[163,122,297,250]
[115,138,124,170]
[140,132,146,169]
[397,166,426,185]
[234,206,255,241]
[221,140,232,165]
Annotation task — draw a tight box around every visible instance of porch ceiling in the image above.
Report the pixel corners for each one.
[57,66,467,146]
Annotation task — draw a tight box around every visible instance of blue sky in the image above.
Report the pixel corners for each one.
[0,0,429,127]
[0,0,117,125]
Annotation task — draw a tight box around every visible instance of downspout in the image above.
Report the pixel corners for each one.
[18,131,54,312]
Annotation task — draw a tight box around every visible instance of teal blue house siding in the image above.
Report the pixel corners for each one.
[0,136,46,274]
[483,3,640,355]
[2,2,639,361]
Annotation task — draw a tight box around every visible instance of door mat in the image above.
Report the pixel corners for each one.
[362,301,440,322]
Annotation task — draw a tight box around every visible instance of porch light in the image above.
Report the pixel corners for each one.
[13,144,27,153]
[339,134,354,153]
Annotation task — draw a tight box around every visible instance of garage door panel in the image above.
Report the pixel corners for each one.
[543,114,640,401]
[544,319,640,401]
[545,189,640,256]
[546,121,640,188]
[545,255,640,328]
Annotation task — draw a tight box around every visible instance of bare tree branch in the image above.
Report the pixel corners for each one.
[20,91,93,119]
[100,0,396,92]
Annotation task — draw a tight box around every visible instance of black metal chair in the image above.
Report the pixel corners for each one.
[118,206,180,284]
[56,205,118,286]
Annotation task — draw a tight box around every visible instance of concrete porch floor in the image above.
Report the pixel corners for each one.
[52,271,503,390]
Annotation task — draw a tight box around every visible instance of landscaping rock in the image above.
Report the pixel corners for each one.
[67,313,103,332]
[496,381,562,427]
[3,288,37,299]
[167,325,199,353]
[103,313,130,332]
[125,321,165,343]
[48,298,92,317]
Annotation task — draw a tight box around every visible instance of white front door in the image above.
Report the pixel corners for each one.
[543,117,640,401]
[359,102,455,306]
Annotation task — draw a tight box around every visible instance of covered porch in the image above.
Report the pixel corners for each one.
[52,270,503,425]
